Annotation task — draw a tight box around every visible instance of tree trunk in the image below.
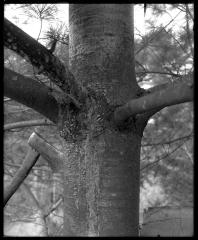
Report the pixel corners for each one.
[62,4,145,236]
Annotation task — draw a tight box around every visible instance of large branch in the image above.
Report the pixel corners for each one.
[4,18,82,99]
[114,82,193,125]
[4,67,59,123]
[4,147,40,207]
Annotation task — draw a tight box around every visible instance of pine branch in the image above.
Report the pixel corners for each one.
[114,82,193,126]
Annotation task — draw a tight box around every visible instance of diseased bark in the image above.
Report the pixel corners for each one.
[4,18,82,101]
[4,68,59,123]
[4,119,54,130]
[4,147,40,206]
[28,131,64,172]
[114,82,193,125]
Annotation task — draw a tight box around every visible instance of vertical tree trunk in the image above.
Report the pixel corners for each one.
[63,4,144,236]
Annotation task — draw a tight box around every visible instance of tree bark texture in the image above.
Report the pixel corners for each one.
[62,4,144,236]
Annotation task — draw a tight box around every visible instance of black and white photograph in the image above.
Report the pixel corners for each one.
[4,3,193,236]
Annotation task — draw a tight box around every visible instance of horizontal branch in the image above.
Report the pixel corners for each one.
[4,18,82,100]
[28,131,64,172]
[4,67,59,123]
[4,147,40,207]
[114,82,193,125]
[4,119,54,131]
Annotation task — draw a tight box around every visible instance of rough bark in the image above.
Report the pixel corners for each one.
[62,4,144,236]
[4,68,59,123]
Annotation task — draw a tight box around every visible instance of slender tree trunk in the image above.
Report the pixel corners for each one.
[62,4,145,236]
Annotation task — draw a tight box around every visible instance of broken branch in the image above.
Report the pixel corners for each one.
[4,147,40,207]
